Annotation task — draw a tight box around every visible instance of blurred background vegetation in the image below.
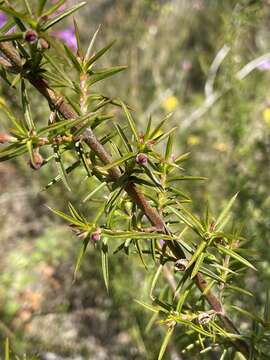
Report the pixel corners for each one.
[0,0,270,358]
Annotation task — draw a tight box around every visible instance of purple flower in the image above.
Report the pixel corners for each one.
[258,59,270,71]
[52,28,77,51]
[159,240,165,248]
[0,12,7,28]
[0,11,16,34]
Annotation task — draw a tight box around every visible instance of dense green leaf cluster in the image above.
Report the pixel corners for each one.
[0,1,269,359]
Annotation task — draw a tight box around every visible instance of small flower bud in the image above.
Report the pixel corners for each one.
[29,150,43,170]
[174,259,188,272]
[0,133,15,144]
[197,312,211,325]
[38,38,50,50]
[147,139,156,147]
[91,230,101,242]
[24,30,38,44]
[136,153,148,165]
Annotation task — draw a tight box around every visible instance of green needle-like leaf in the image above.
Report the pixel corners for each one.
[102,229,173,240]
[41,0,65,17]
[83,182,107,203]
[0,32,23,42]
[158,326,174,360]
[134,300,159,313]
[86,40,116,70]
[191,252,206,279]
[53,146,71,192]
[73,17,82,57]
[85,25,101,61]
[165,135,173,161]
[101,238,109,293]
[87,66,127,86]
[101,152,134,171]
[216,244,256,271]
[43,2,87,30]
[21,80,35,131]
[150,265,163,300]
[74,236,90,280]
[215,193,238,231]
[120,101,139,143]
[37,0,48,16]
[63,44,82,72]
[186,241,207,270]
[5,338,9,360]
[48,206,85,227]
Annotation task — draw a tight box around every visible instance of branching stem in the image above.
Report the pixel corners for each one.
[0,41,249,357]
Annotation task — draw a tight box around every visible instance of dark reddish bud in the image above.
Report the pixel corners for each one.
[0,133,15,144]
[91,230,101,242]
[136,153,148,165]
[29,150,43,170]
[24,30,38,44]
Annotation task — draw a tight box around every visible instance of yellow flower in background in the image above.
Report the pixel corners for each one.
[162,95,178,112]
[187,135,201,146]
[263,108,270,127]
[213,142,228,152]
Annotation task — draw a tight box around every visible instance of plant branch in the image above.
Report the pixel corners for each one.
[0,41,249,357]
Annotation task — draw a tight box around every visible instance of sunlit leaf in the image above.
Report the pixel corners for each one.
[186,241,207,271]
[53,146,71,191]
[48,206,85,227]
[85,25,101,61]
[216,244,256,271]
[101,237,109,292]
[120,100,139,143]
[5,338,9,360]
[165,135,173,161]
[63,44,82,72]
[191,252,205,279]
[21,80,35,131]
[37,0,48,16]
[73,18,82,57]
[149,113,172,139]
[83,182,107,203]
[86,40,115,70]
[215,193,238,231]
[43,2,87,30]
[43,161,80,190]
[101,152,134,171]
[74,236,90,280]
[102,229,173,240]
[134,300,159,313]
[158,326,174,360]
[87,66,127,86]
[0,32,23,42]
[150,265,163,300]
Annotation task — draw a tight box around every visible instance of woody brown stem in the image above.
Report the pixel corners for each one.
[0,41,249,357]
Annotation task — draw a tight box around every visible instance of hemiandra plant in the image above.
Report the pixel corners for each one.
[0,1,268,359]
